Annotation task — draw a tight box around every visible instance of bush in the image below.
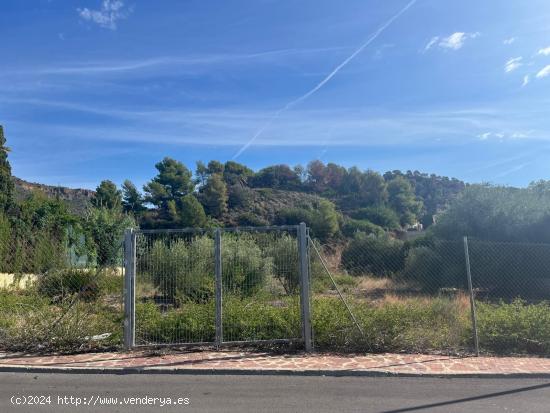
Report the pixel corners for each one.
[37,268,104,301]
[351,206,400,230]
[341,217,384,238]
[276,199,339,241]
[228,184,253,209]
[266,234,299,294]
[477,300,550,354]
[341,235,405,277]
[84,207,135,267]
[146,237,215,304]
[468,240,550,299]
[237,212,269,227]
[402,241,465,292]
[144,234,271,303]
[222,234,271,296]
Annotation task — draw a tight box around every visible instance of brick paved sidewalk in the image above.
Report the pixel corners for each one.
[1,351,550,377]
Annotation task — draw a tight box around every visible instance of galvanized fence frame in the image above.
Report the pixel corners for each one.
[123,223,312,351]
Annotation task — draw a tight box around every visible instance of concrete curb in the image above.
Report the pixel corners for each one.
[2,364,550,378]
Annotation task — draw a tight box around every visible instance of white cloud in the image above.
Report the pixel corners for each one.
[536,65,550,78]
[503,37,516,45]
[423,36,439,52]
[78,0,132,30]
[504,57,523,73]
[538,47,550,56]
[478,131,530,140]
[424,32,480,52]
[522,75,530,87]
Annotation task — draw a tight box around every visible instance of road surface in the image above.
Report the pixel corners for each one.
[1,372,549,412]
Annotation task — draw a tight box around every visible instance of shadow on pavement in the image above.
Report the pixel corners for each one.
[381,381,550,412]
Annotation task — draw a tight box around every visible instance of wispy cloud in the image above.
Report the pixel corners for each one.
[423,36,439,52]
[504,57,523,73]
[78,0,132,30]
[522,75,530,87]
[233,0,418,159]
[536,65,550,78]
[477,130,532,141]
[11,47,348,76]
[503,37,516,45]
[424,32,480,52]
[4,97,548,150]
[478,132,504,140]
[538,47,550,56]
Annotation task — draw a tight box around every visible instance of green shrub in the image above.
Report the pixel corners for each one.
[341,235,405,277]
[37,268,104,301]
[402,241,466,292]
[146,237,215,304]
[468,240,550,299]
[237,212,269,227]
[222,234,271,296]
[351,206,400,230]
[144,234,271,303]
[341,217,384,238]
[477,299,550,354]
[265,234,299,293]
[276,199,340,241]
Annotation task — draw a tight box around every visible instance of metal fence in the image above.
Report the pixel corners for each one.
[124,224,312,350]
[2,225,550,356]
[0,234,124,352]
[309,235,550,355]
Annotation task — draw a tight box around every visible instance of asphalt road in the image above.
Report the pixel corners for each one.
[1,373,549,412]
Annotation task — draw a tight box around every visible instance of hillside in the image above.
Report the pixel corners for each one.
[224,187,326,227]
[12,177,94,215]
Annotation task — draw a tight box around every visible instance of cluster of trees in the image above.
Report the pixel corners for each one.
[340,182,550,297]
[0,126,134,272]
[0,123,468,272]
[100,157,448,241]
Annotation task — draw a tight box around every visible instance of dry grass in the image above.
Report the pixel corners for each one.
[373,291,471,310]
[356,276,399,291]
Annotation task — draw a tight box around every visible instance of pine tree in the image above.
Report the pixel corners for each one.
[92,180,122,210]
[121,180,145,214]
[200,173,228,218]
[180,194,207,228]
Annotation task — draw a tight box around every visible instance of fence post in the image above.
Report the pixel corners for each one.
[298,222,312,352]
[123,228,136,349]
[463,236,480,356]
[215,228,223,348]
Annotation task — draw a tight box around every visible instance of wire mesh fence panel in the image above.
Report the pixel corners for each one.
[0,233,124,353]
[468,239,550,355]
[220,227,302,343]
[309,237,472,354]
[134,229,216,346]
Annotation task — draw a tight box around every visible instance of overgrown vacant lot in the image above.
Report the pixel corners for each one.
[0,268,124,352]
[2,262,550,355]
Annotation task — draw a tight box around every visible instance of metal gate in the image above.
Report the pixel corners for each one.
[123,224,311,350]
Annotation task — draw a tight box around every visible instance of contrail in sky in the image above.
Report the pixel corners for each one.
[233,0,417,159]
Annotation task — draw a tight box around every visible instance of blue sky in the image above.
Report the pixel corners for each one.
[1,0,550,189]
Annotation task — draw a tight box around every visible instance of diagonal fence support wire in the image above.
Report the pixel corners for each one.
[308,236,366,339]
